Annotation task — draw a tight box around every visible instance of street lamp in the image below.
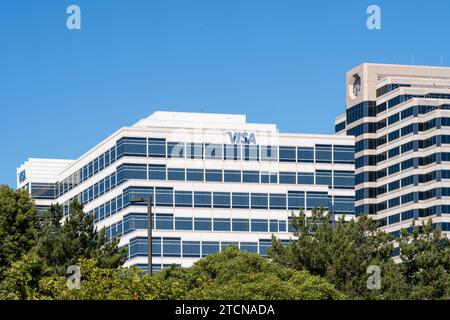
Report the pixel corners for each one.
[129,196,153,276]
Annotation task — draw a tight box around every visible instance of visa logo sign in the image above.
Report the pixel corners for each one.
[227,132,256,144]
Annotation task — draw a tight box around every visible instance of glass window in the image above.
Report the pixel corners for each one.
[187,169,204,182]
[224,144,241,161]
[288,191,305,210]
[334,145,354,164]
[279,172,296,184]
[213,218,231,231]
[261,172,277,184]
[175,217,193,230]
[205,169,223,182]
[148,139,166,158]
[261,146,278,161]
[168,168,185,181]
[175,191,192,207]
[306,191,330,209]
[194,192,211,208]
[316,145,332,163]
[259,239,272,256]
[270,193,286,209]
[155,188,173,207]
[270,220,279,232]
[202,241,220,256]
[167,142,185,158]
[163,238,181,257]
[232,219,249,231]
[298,172,314,185]
[205,144,223,160]
[232,193,249,209]
[316,170,332,185]
[187,143,203,159]
[251,193,268,209]
[297,147,314,163]
[213,192,230,208]
[244,145,259,161]
[149,165,166,180]
[243,171,259,183]
[155,214,173,230]
[240,242,258,253]
[194,218,212,231]
[279,146,296,162]
[251,219,268,232]
[183,241,200,257]
[334,171,354,189]
[224,170,241,182]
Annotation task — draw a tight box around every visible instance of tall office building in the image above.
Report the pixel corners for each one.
[18,111,355,271]
[335,63,450,238]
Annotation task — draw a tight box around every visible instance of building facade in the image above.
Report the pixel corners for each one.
[336,63,450,239]
[18,111,355,271]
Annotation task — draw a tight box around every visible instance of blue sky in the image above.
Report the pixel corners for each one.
[1,0,449,187]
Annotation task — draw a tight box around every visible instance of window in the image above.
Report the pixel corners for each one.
[261,172,277,183]
[298,172,314,185]
[232,193,249,209]
[261,146,277,161]
[259,240,272,256]
[148,165,166,180]
[224,170,241,182]
[251,193,268,209]
[168,168,185,181]
[279,172,296,184]
[316,170,332,185]
[224,144,241,160]
[205,169,223,182]
[175,217,193,230]
[155,188,173,207]
[175,191,192,207]
[306,192,329,209]
[187,169,204,182]
[163,238,181,257]
[194,218,212,231]
[187,143,203,159]
[279,146,296,162]
[334,171,354,189]
[116,137,147,158]
[232,219,249,232]
[270,194,286,209]
[333,145,354,164]
[167,142,185,158]
[243,171,259,183]
[148,139,166,158]
[117,164,147,182]
[316,145,332,163]
[288,191,305,210]
[155,214,173,230]
[194,192,212,208]
[244,145,259,161]
[202,242,220,256]
[213,192,230,208]
[205,144,223,160]
[183,241,200,257]
[298,147,314,163]
[213,218,231,231]
[240,242,258,253]
[251,219,268,232]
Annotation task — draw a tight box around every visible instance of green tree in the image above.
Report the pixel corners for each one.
[397,219,450,299]
[35,200,127,275]
[0,185,37,278]
[269,208,399,299]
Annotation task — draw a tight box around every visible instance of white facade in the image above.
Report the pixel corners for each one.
[336,63,450,240]
[19,111,355,271]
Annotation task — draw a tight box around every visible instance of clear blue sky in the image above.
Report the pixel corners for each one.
[1,0,449,187]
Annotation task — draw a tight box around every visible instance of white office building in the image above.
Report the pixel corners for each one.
[18,111,355,271]
[336,63,450,244]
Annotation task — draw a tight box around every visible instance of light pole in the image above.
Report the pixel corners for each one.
[129,196,153,276]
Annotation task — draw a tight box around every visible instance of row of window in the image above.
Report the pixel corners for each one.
[357,187,450,209]
[87,186,354,224]
[127,237,286,259]
[104,214,293,238]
